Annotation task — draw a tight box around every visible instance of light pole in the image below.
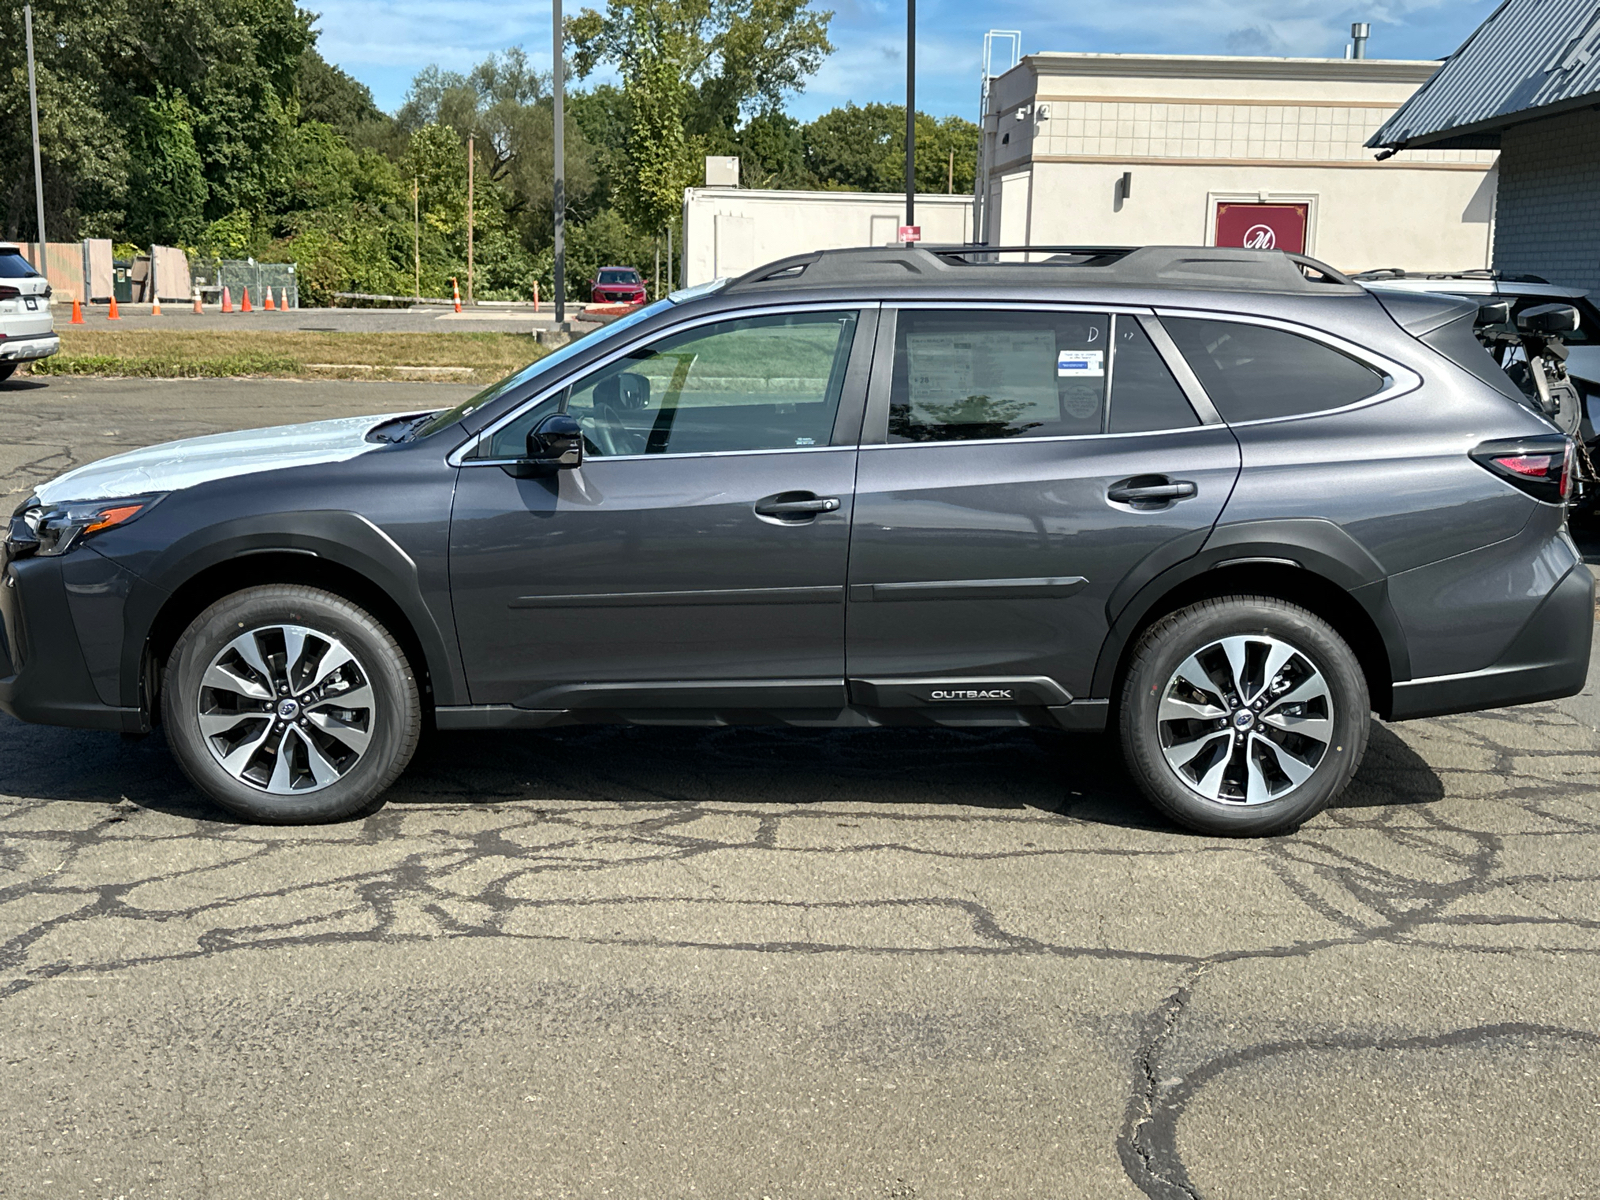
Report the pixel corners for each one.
[904,0,915,233]
[24,5,47,270]
[553,0,566,325]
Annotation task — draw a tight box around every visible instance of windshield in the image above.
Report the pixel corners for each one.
[598,269,638,284]
[410,299,675,439]
[0,250,41,279]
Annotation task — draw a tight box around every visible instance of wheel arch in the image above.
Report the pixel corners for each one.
[1094,519,1410,719]
[125,513,463,720]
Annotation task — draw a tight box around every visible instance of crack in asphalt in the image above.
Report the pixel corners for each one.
[3,690,1599,1195]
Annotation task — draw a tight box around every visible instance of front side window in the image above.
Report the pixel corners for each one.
[481,310,859,459]
[1163,316,1386,423]
[888,310,1198,442]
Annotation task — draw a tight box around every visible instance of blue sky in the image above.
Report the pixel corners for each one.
[309,0,1502,123]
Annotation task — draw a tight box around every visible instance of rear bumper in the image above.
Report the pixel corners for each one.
[0,332,59,362]
[1390,562,1595,720]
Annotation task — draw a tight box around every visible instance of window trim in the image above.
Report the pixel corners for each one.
[862,302,1213,447]
[1152,307,1421,427]
[448,302,880,467]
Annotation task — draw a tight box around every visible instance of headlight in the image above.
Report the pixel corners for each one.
[6,495,162,559]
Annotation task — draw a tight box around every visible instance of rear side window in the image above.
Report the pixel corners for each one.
[888,310,1198,442]
[0,251,40,279]
[1164,317,1385,423]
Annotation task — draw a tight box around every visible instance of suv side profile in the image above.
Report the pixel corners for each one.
[2,246,1591,836]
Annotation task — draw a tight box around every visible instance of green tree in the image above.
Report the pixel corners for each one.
[569,0,833,228]
[803,103,978,194]
[123,92,207,245]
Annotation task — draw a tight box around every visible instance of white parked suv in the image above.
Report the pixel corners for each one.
[0,245,59,381]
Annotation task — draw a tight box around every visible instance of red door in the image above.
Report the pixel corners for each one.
[1214,203,1309,254]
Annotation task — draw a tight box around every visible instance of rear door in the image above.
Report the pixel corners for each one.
[449,305,874,711]
[844,305,1240,709]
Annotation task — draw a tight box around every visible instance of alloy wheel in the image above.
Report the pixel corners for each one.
[1156,634,1334,806]
[196,624,375,794]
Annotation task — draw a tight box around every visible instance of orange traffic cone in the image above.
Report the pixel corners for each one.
[241,287,252,313]
[452,277,461,313]
[263,287,275,310]
[192,289,203,314]
[108,295,121,320]
[70,297,84,324]
[151,294,161,316]
[222,286,233,313]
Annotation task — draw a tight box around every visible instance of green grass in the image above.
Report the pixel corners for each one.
[26,329,550,383]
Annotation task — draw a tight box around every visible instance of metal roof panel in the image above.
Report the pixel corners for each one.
[1368,0,1600,149]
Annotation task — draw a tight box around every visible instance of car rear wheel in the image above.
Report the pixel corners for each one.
[162,585,420,823]
[0,363,16,382]
[1118,595,1370,836]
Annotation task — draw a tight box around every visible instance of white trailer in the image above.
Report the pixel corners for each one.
[681,188,977,286]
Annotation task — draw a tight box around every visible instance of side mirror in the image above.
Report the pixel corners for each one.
[1518,303,1580,335]
[510,412,583,477]
[1475,299,1511,326]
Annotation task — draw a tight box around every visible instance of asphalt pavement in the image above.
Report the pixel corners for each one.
[2,376,1598,1199]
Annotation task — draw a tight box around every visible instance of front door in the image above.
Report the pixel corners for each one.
[449,306,872,711]
[846,305,1240,706]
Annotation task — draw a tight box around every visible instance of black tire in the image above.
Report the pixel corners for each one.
[162,585,420,823]
[1118,595,1370,837]
[0,363,16,383]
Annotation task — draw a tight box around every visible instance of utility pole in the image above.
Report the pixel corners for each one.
[466,134,475,305]
[413,177,420,302]
[904,0,915,231]
[553,0,567,325]
[654,238,661,300]
[24,5,47,271]
[947,148,954,194]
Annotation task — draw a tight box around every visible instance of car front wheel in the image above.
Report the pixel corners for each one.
[162,585,421,823]
[1118,595,1370,837]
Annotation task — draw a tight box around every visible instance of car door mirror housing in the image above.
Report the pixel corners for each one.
[508,412,584,477]
[1517,303,1580,335]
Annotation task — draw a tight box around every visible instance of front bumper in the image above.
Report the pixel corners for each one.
[0,548,147,732]
[1390,562,1595,719]
[0,332,60,363]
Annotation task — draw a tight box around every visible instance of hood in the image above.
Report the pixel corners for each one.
[35,412,407,505]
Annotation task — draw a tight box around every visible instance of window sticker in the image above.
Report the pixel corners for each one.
[905,331,1060,426]
[1057,349,1104,377]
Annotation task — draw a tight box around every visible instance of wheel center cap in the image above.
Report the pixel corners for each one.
[277,698,300,720]
[1233,709,1255,730]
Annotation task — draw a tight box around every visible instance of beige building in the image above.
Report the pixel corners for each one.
[681,188,973,286]
[981,53,1499,272]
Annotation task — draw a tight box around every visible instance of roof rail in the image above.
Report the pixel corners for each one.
[725,244,1358,295]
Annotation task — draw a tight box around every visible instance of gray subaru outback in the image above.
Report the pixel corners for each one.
[2,246,1591,836]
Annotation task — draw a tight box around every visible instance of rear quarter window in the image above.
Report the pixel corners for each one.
[1163,316,1386,423]
[0,251,41,279]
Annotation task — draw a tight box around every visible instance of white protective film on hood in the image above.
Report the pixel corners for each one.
[34,412,410,505]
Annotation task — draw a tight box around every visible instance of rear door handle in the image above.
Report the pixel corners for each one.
[754,491,842,522]
[1107,477,1198,506]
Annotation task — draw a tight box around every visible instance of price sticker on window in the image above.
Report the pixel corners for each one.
[1057,350,1104,377]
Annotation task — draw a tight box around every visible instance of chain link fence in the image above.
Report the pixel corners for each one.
[189,259,299,308]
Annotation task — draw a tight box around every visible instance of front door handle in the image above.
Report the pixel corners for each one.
[1107,476,1198,507]
[754,491,842,522]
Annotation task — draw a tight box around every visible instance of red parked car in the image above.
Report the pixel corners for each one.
[590,266,648,305]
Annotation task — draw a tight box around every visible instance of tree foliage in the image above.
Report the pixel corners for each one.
[1,0,980,305]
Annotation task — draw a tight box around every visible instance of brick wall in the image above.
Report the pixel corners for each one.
[1493,107,1600,292]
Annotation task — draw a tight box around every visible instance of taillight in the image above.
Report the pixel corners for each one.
[1471,435,1572,504]
[0,285,19,301]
